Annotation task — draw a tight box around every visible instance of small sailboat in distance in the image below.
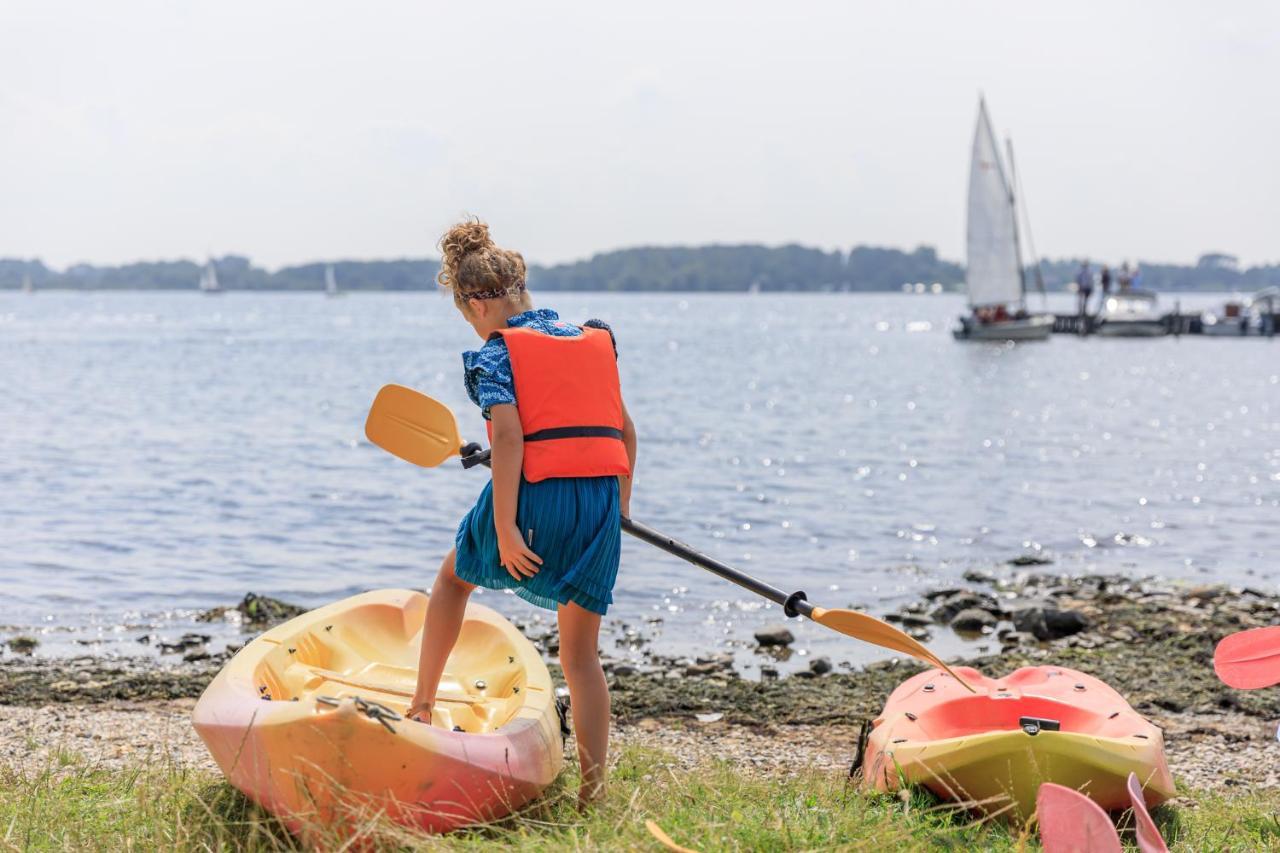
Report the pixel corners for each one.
[953,98,1053,342]
[21,273,33,294]
[199,258,223,294]
[324,263,343,298]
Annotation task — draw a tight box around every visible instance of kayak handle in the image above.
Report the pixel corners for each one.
[457,444,814,620]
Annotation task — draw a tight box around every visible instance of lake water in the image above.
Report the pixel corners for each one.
[4,291,1277,674]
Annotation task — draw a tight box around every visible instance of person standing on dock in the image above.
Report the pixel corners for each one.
[1099,265,1112,309]
[1118,262,1132,292]
[1075,261,1093,316]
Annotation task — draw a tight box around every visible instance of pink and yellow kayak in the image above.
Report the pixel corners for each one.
[192,589,563,835]
[859,665,1174,819]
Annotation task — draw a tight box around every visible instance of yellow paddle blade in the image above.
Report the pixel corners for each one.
[810,606,977,692]
[364,384,463,468]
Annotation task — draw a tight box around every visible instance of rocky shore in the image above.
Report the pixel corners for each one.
[3,572,1278,790]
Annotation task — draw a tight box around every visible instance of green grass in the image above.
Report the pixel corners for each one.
[2,748,1278,851]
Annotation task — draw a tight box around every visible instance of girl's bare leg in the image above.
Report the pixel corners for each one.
[557,601,609,807]
[409,549,475,721]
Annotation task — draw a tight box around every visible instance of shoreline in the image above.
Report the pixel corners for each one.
[5,570,1277,711]
[4,571,1278,790]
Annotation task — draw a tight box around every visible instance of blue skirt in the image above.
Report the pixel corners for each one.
[454,476,621,615]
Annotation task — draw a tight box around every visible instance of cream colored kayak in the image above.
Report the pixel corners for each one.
[192,589,563,835]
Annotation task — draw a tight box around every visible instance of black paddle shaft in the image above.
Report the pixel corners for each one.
[459,445,813,619]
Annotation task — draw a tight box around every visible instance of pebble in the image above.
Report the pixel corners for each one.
[929,592,1001,624]
[808,656,832,675]
[1000,631,1036,648]
[1011,605,1089,641]
[1007,555,1053,566]
[753,625,795,647]
[684,662,722,676]
[950,608,997,632]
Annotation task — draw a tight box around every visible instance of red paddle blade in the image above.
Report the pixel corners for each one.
[1037,783,1122,853]
[1213,626,1280,689]
[1126,772,1169,853]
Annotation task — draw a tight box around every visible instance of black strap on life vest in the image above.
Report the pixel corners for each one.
[523,426,624,442]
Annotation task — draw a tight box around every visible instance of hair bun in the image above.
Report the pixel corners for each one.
[436,216,526,296]
[440,219,493,262]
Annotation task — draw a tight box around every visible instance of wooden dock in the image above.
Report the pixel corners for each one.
[1052,312,1278,336]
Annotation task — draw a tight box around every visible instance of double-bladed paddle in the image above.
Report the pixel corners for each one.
[1213,625,1280,690]
[1036,775,1169,853]
[1127,772,1169,853]
[364,384,975,691]
[1036,783,1122,853]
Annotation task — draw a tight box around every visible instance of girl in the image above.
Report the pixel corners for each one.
[406,219,637,808]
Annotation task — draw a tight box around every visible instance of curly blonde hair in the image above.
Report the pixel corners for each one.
[436,218,528,306]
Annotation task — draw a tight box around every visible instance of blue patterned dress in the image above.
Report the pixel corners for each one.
[453,309,622,615]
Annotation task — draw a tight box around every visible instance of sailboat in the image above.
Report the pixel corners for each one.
[199,258,223,294]
[21,273,33,294]
[953,98,1054,342]
[324,263,343,298]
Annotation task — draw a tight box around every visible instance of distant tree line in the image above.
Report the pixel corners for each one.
[2,247,1276,293]
[1038,253,1280,292]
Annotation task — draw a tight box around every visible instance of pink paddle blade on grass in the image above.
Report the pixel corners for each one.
[1126,772,1169,853]
[1036,783,1122,853]
[1213,626,1280,690]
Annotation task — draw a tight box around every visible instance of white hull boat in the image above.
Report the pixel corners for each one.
[953,313,1054,341]
[1095,291,1165,337]
[1200,314,1253,336]
[1201,288,1277,337]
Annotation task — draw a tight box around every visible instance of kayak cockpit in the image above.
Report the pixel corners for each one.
[251,596,533,734]
[860,665,1174,818]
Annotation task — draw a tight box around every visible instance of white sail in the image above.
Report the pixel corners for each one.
[965,99,1023,308]
[325,264,338,295]
[200,260,221,292]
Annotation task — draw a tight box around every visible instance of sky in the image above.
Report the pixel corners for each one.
[2,1,1277,270]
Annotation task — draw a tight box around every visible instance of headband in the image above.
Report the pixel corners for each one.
[463,280,526,301]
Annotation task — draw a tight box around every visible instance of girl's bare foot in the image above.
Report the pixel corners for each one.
[577,781,606,813]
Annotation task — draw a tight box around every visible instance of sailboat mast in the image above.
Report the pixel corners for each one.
[1006,138,1047,306]
[1004,138,1028,306]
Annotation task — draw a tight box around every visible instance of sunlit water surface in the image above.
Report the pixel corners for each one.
[4,291,1277,674]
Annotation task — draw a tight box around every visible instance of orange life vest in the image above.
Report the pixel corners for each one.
[484,325,631,483]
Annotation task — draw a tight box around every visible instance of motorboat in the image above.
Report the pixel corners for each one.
[1201,287,1277,337]
[1095,290,1166,337]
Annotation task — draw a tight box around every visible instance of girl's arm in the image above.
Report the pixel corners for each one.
[488,404,542,580]
[619,398,637,519]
